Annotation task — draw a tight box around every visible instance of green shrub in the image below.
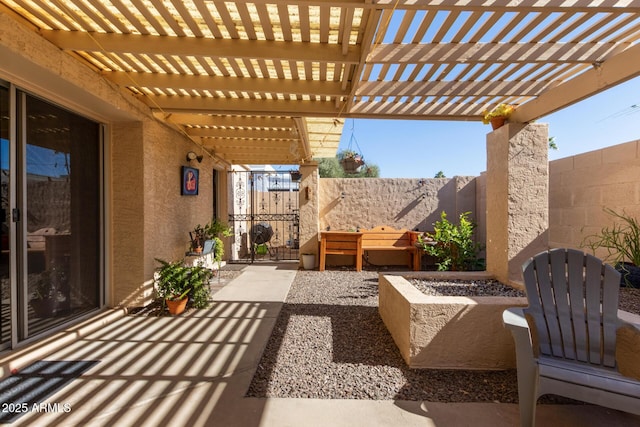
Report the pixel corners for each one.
[420,211,484,271]
[154,259,213,309]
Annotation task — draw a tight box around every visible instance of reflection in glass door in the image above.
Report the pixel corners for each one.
[22,93,101,338]
[0,85,102,348]
[0,85,10,350]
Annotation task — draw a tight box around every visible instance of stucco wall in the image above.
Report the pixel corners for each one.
[318,177,480,268]
[549,139,640,257]
[0,12,228,308]
[319,177,478,232]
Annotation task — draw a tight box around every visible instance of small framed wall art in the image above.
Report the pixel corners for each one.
[181,166,199,195]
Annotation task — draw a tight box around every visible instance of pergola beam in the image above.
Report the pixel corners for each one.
[205,141,295,149]
[106,72,347,97]
[173,0,640,12]
[369,42,632,65]
[355,80,558,97]
[187,127,297,139]
[40,30,361,64]
[157,113,296,129]
[145,96,343,116]
[513,42,640,122]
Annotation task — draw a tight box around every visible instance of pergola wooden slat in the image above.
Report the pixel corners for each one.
[2,0,639,164]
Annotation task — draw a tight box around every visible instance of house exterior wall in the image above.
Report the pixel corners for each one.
[0,11,227,309]
[549,139,640,257]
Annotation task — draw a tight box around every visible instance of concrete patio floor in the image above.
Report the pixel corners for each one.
[2,263,639,426]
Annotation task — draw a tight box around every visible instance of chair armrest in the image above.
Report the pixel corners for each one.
[503,307,537,367]
[503,307,529,330]
[618,309,640,329]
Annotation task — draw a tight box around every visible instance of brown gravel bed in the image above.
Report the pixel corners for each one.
[248,270,519,402]
[247,270,640,402]
[411,279,526,297]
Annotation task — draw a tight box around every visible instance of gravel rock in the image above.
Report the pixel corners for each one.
[247,270,523,402]
[411,279,526,297]
[247,270,640,402]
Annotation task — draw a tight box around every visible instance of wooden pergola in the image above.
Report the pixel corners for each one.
[2,0,639,164]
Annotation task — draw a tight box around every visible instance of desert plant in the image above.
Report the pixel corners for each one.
[580,208,640,287]
[419,211,484,271]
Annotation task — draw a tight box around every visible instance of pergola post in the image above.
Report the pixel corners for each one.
[299,162,320,268]
[485,123,549,284]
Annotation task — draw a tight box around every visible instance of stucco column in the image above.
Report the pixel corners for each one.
[486,123,549,284]
[299,162,320,268]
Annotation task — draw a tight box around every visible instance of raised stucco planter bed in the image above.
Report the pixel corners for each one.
[378,271,528,370]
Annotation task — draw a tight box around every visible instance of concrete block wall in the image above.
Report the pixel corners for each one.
[549,139,640,257]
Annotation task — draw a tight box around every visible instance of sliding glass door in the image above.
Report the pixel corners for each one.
[0,83,102,347]
[0,84,10,350]
[21,93,102,338]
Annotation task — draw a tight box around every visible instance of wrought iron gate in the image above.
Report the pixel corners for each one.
[228,170,300,263]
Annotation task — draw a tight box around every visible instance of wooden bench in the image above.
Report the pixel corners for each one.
[319,231,363,271]
[361,226,421,271]
[319,226,421,271]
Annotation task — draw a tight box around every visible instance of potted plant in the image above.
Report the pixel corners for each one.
[202,218,233,267]
[482,103,516,130]
[154,259,213,315]
[189,219,234,258]
[338,150,365,174]
[29,266,68,317]
[580,208,640,287]
[30,272,58,317]
[189,224,206,253]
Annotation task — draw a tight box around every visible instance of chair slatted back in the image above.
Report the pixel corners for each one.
[522,248,620,367]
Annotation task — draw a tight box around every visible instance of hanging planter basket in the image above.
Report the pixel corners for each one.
[340,156,365,174]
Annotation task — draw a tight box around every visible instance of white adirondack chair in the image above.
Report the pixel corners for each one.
[503,248,640,427]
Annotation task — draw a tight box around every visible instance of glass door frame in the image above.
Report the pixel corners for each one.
[1,83,106,349]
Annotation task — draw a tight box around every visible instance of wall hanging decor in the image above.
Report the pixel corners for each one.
[181,166,199,195]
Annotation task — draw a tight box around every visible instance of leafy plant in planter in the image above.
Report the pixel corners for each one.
[190,218,233,262]
[419,211,484,271]
[338,149,365,174]
[30,266,68,317]
[580,208,640,287]
[204,218,233,265]
[154,258,213,314]
[482,103,515,129]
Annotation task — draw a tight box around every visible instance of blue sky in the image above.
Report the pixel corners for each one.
[336,76,640,178]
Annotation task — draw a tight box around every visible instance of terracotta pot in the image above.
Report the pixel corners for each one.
[490,116,506,130]
[166,297,188,315]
